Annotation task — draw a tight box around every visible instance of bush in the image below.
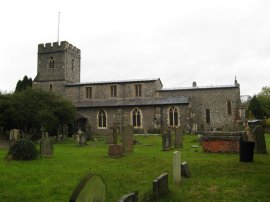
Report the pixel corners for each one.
[7,139,38,160]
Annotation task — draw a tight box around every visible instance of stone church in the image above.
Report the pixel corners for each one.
[33,41,244,135]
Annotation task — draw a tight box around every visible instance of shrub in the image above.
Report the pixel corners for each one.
[7,139,38,160]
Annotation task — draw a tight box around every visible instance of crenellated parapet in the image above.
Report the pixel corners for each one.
[38,41,81,55]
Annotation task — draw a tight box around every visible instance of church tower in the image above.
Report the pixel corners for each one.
[33,41,81,95]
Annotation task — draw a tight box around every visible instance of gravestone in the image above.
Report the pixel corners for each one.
[161,130,172,151]
[107,126,123,157]
[40,132,53,157]
[63,124,69,140]
[153,173,169,201]
[118,192,138,202]
[122,126,134,153]
[9,129,20,142]
[181,162,191,178]
[77,129,87,146]
[175,126,184,148]
[252,125,267,154]
[70,173,107,202]
[173,151,181,184]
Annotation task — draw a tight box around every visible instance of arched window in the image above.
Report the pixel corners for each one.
[169,107,179,127]
[98,110,107,128]
[227,100,232,115]
[49,84,52,91]
[49,56,55,69]
[132,108,141,127]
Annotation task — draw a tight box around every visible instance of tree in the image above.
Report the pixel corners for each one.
[248,96,265,119]
[257,86,270,117]
[15,75,32,92]
[0,88,75,136]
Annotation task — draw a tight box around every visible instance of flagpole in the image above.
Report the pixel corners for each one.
[57,12,60,44]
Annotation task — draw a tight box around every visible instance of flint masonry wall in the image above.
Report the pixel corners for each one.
[158,86,241,130]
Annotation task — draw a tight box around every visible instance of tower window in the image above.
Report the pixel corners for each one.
[98,110,107,128]
[49,56,55,69]
[169,107,179,127]
[206,109,210,124]
[110,85,117,97]
[227,100,232,115]
[86,87,92,99]
[71,59,75,71]
[132,108,142,127]
[135,84,142,97]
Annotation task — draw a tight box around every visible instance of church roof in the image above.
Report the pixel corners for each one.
[158,84,238,91]
[66,78,162,86]
[75,96,189,108]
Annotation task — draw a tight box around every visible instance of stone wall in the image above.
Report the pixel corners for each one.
[158,86,241,130]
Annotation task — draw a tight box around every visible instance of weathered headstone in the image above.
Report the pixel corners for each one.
[9,129,20,142]
[161,130,172,151]
[70,173,107,202]
[153,173,169,200]
[40,132,53,157]
[181,162,191,178]
[173,151,181,184]
[122,125,134,153]
[118,192,138,202]
[175,127,184,148]
[252,125,267,154]
[77,129,87,145]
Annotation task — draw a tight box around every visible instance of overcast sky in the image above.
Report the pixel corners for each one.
[0,0,269,96]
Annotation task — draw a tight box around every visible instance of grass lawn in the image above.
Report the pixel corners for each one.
[0,134,270,202]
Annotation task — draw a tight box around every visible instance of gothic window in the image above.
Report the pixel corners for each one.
[98,110,107,128]
[86,87,92,99]
[169,107,179,127]
[132,108,141,127]
[110,85,117,97]
[135,84,142,97]
[71,59,75,71]
[227,100,232,115]
[49,56,55,69]
[206,109,210,124]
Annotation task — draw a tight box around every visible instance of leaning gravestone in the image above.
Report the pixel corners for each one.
[252,125,267,154]
[153,173,169,201]
[181,162,191,178]
[70,173,107,202]
[40,132,53,157]
[122,126,134,153]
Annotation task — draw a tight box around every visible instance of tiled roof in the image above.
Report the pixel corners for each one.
[66,78,161,86]
[75,96,189,108]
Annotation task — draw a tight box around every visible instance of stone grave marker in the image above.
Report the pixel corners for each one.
[118,192,138,202]
[252,125,267,154]
[175,126,184,148]
[9,129,20,142]
[181,162,191,178]
[77,129,87,146]
[40,132,53,157]
[173,151,181,184]
[70,173,107,202]
[153,173,169,201]
[108,126,123,157]
[122,125,134,153]
[161,130,172,151]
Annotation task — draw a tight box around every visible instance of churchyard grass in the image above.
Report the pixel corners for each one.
[0,134,270,201]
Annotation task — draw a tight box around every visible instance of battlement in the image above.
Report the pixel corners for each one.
[38,41,81,55]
